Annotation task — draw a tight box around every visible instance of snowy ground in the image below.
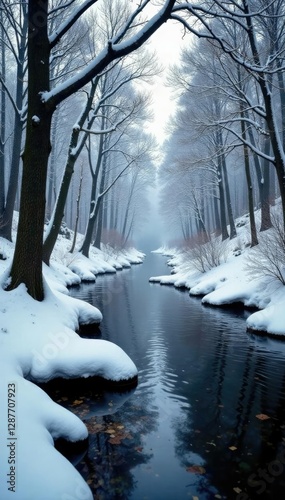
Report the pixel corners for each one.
[0,223,143,500]
[150,213,285,338]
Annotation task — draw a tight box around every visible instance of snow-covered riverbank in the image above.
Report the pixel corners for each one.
[0,227,143,500]
[150,219,285,339]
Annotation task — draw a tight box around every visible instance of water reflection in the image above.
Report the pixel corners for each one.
[69,254,285,499]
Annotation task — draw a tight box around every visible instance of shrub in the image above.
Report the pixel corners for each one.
[184,234,228,273]
[246,214,285,285]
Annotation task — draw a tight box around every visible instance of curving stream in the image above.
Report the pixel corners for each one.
[65,252,285,500]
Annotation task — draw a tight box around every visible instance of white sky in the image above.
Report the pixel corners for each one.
[145,21,186,144]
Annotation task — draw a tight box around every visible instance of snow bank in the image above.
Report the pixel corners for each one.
[0,372,91,500]
[246,293,285,337]
[150,234,285,338]
[0,275,138,499]
[66,251,118,280]
[0,226,141,499]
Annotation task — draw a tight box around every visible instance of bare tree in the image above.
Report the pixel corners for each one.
[0,0,28,241]
[6,0,285,301]
[7,0,176,300]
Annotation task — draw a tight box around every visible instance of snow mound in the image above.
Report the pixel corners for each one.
[150,236,285,338]
[0,372,91,500]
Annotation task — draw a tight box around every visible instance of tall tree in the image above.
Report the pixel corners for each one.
[0,0,28,241]
[6,0,285,300]
[7,0,176,300]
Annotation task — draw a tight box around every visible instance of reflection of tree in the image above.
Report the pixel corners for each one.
[171,328,285,499]
[76,398,157,499]
[53,272,160,499]
[42,374,157,499]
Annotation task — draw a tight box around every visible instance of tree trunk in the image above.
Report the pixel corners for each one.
[46,108,59,219]
[81,198,101,257]
[8,0,52,300]
[243,0,285,230]
[93,202,103,249]
[0,10,6,218]
[69,164,83,253]
[221,146,237,240]
[123,212,135,247]
[240,109,258,247]
[217,153,229,241]
[42,79,98,265]
[93,148,108,249]
[259,133,272,232]
[80,123,106,257]
[245,115,272,232]
[275,42,285,151]
[43,153,75,264]
[0,1,27,241]
[264,92,285,229]
[213,188,221,236]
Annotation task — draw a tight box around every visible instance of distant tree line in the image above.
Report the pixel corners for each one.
[160,0,285,250]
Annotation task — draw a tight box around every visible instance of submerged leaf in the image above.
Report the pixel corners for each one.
[186,465,206,474]
[233,487,242,494]
[256,413,270,421]
[72,399,83,406]
[109,436,123,445]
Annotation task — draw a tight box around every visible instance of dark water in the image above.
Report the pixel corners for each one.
[67,253,285,500]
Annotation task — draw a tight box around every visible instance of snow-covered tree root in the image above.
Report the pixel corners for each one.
[0,280,138,499]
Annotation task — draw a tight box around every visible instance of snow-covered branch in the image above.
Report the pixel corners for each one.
[49,0,98,48]
[0,76,20,117]
[42,0,175,107]
[218,123,274,163]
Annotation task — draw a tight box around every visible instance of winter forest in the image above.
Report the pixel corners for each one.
[1,1,285,499]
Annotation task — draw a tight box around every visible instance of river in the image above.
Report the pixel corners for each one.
[66,252,285,500]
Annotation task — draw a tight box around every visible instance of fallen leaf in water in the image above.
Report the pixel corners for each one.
[233,487,242,494]
[256,413,270,421]
[109,436,123,445]
[229,446,237,451]
[135,446,143,452]
[87,422,105,434]
[206,442,216,447]
[72,399,83,406]
[105,429,116,434]
[192,496,199,500]
[186,465,206,474]
[108,430,132,445]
